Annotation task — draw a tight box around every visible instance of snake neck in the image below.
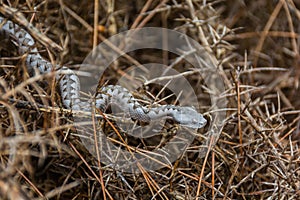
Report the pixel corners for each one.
[146,105,179,120]
[95,85,181,123]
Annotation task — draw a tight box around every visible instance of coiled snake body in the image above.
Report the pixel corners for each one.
[0,16,207,129]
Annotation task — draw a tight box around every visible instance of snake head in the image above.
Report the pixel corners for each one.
[173,107,207,129]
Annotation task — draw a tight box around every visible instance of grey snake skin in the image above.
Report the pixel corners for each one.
[0,16,207,129]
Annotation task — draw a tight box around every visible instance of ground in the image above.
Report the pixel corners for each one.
[0,0,300,199]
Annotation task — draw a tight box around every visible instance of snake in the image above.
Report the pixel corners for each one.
[0,15,207,129]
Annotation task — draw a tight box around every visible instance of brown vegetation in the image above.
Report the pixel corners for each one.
[0,0,300,199]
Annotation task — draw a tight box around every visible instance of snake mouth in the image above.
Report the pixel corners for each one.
[200,118,207,127]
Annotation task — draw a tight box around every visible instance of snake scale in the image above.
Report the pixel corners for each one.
[0,15,207,129]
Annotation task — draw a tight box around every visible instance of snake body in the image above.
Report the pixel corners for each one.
[0,16,207,129]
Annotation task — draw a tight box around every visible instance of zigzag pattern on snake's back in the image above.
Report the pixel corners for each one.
[0,15,207,129]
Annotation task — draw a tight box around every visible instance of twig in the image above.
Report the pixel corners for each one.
[0,4,63,52]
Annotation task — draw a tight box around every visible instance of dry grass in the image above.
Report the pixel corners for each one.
[0,0,300,199]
